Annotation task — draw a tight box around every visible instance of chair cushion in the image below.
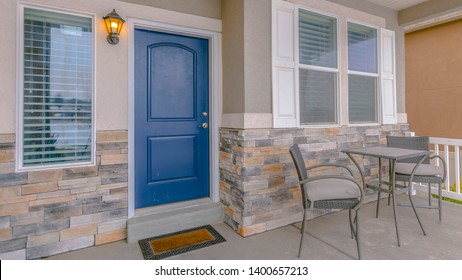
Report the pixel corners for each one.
[305,177,361,202]
[395,163,443,177]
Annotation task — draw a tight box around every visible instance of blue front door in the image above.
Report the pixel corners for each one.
[134,29,210,208]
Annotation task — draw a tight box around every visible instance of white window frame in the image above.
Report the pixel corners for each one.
[16,3,96,171]
[346,20,380,125]
[296,6,341,127]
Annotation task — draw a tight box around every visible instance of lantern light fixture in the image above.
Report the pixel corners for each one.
[103,9,125,45]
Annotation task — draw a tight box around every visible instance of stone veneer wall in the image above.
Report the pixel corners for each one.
[0,131,128,259]
[219,124,409,236]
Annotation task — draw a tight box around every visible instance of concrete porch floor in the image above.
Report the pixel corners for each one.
[46,193,462,260]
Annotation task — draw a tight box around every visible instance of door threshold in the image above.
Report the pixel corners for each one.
[134,198,213,218]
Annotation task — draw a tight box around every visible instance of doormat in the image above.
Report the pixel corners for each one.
[138,225,226,260]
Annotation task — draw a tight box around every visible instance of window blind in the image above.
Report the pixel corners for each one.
[348,22,377,73]
[22,8,93,167]
[299,9,337,68]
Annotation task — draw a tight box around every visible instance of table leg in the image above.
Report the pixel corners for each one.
[390,159,401,247]
[388,159,392,206]
[376,158,382,218]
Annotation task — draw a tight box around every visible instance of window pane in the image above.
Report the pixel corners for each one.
[23,8,93,167]
[300,69,337,125]
[299,10,337,68]
[348,22,377,73]
[348,75,377,123]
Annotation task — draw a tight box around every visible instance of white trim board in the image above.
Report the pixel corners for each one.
[403,9,462,33]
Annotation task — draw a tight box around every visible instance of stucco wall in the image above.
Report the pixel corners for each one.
[244,0,272,114]
[221,0,245,114]
[221,0,272,115]
[405,19,462,139]
[221,0,273,129]
[0,0,221,134]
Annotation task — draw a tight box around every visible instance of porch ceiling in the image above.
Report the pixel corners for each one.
[366,0,429,11]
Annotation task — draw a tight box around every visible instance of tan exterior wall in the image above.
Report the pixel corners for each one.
[405,19,462,139]
[221,0,245,114]
[221,0,273,129]
[244,0,272,114]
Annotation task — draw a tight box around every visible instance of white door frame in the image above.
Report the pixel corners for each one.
[127,18,221,217]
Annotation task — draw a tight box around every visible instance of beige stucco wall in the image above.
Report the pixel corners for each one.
[221,0,273,129]
[244,0,272,114]
[405,19,462,139]
[221,0,245,114]
[0,0,221,134]
[221,0,272,114]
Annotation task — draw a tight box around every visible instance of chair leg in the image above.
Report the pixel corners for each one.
[438,183,442,223]
[348,208,361,260]
[408,187,426,236]
[355,209,361,260]
[298,211,307,258]
[428,183,432,206]
[376,188,381,218]
[349,209,354,239]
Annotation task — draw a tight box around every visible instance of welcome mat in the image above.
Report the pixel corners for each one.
[138,225,226,260]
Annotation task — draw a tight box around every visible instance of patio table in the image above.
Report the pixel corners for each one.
[342,146,430,247]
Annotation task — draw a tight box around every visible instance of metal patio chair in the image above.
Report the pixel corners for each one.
[385,136,446,223]
[289,144,364,259]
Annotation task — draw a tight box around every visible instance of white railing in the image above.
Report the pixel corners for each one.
[426,137,462,200]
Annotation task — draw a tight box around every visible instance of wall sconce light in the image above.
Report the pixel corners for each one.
[103,9,125,45]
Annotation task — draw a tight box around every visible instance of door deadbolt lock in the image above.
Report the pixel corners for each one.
[202,112,208,117]
[202,123,208,129]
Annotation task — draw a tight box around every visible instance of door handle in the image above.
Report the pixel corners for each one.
[201,123,208,129]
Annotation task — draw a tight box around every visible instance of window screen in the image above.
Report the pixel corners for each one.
[348,75,377,123]
[299,69,337,124]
